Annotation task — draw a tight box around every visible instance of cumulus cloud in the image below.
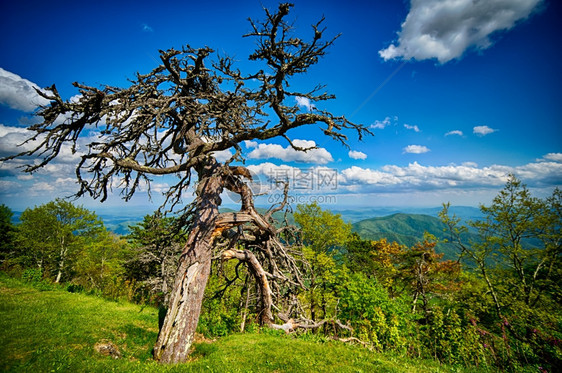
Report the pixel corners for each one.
[0,123,28,137]
[403,145,430,154]
[244,140,258,149]
[0,180,19,193]
[473,125,497,136]
[213,149,233,162]
[348,150,367,160]
[247,139,333,164]
[541,153,562,162]
[339,155,562,192]
[445,130,464,136]
[247,162,298,177]
[28,181,56,193]
[371,116,396,130]
[379,0,543,63]
[404,124,420,132]
[0,68,50,111]
[246,162,339,194]
[0,123,84,165]
[0,124,38,156]
[295,96,315,111]
[341,166,401,185]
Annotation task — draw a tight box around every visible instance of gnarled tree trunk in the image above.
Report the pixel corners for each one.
[153,160,223,363]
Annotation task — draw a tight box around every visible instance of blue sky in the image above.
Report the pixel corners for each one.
[0,0,561,214]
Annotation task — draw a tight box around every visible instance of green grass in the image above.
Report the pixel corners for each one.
[0,274,479,372]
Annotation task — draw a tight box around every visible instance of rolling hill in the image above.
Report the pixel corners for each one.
[351,213,473,260]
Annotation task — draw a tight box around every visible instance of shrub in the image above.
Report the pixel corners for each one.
[21,268,42,283]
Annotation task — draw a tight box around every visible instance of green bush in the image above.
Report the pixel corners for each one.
[21,267,42,283]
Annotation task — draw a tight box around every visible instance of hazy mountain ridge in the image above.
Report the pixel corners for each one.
[332,206,482,223]
[11,206,483,254]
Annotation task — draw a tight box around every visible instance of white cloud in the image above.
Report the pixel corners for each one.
[445,130,464,136]
[404,124,420,132]
[348,150,367,160]
[247,139,333,164]
[371,116,393,130]
[213,149,233,162]
[141,182,170,194]
[0,180,19,193]
[0,68,50,111]
[2,154,560,209]
[246,162,341,196]
[0,123,39,156]
[340,156,562,192]
[295,96,315,111]
[379,0,543,63]
[28,181,56,193]
[341,166,401,185]
[0,123,28,137]
[540,153,562,162]
[403,145,430,154]
[473,125,497,136]
[142,23,154,32]
[246,163,299,188]
[244,140,258,149]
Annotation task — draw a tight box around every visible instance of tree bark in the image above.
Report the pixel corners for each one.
[153,159,223,363]
[55,236,66,284]
[222,249,274,326]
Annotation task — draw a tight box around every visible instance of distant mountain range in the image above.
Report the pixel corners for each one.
[351,212,478,260]
[11,205,484,259]
[332,205,483,224]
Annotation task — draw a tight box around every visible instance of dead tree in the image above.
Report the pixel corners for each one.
[3,3,371,363]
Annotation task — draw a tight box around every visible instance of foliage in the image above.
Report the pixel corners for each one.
[294,202,351,322]
[21,267,43,283]
[337,271,410,352]
[397,239,462,315]
[295,202,352,255]
[440,175,562,370]
[198,259,247,337]
[73,230,131,300]
[15,199,104,283]
[6,199,137,301]
[0,204,16,266]
[125,212,185,305]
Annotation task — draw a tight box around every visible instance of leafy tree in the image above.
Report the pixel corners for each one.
[337,271,409,352]
[442,176,561,316]
[74,229,130,298]
[16,199,103,283]
[440,175,562,369]
[398,239,461,316]
[294,202,351,321]
[343,233,376,276]
[0,204,16,266]
[295,202,351,255]
[125,212,185,304]
[2,4,370,362]
[364,238,404,294]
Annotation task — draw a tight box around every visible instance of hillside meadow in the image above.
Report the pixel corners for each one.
[0,274,477,373]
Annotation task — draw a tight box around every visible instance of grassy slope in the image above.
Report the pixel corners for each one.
[0,275,469,373]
